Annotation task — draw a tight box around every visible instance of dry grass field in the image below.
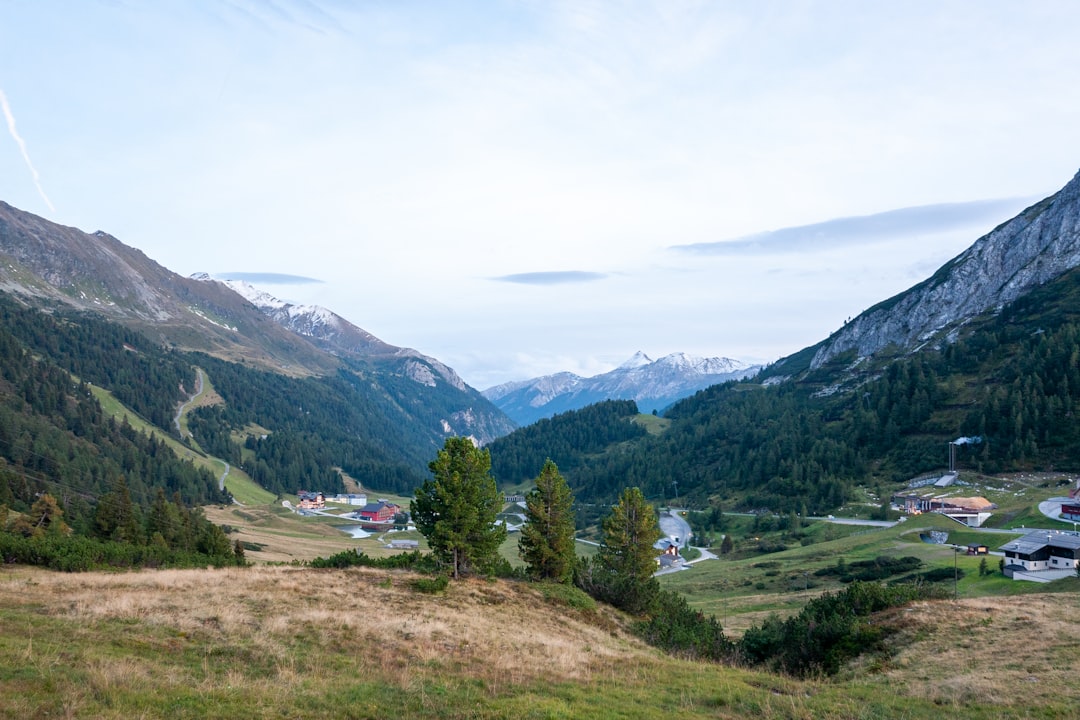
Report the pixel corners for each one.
[851,593,1080,706]
[2,564,1080,718]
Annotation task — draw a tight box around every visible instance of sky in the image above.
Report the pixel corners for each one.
[3,1,1080,389]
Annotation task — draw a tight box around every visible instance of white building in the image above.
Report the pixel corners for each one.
[1000,530,1080,574]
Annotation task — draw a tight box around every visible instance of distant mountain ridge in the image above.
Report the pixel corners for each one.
[495,166,1080,513]
[210,278,471,392]
[0,200,513,452]
[483,351,760,425]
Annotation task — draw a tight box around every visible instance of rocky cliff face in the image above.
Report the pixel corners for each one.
[809,170,1080,369]
[0,202,342,374]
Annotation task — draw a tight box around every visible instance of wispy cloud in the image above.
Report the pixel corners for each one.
[216,272,323,284]
[491,271,608,285]
[0,88,55,212]
[670,197,1041,256]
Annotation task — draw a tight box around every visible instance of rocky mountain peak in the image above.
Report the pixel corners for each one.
[619,351,654,369]
[809,169,1080,370]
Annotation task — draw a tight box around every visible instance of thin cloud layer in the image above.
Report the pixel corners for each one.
[3,3,1080,388]
[0,87,54,212]
[671,197,1041,256]
[492,271,608,285]
[217,272,323,285]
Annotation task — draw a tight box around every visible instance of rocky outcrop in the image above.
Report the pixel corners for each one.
[810,170,1080,369]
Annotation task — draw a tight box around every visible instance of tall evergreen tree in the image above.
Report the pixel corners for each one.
[596,486,662,614]
[93,476,142,544]
[519,459,576,583]
[412,437,507,579]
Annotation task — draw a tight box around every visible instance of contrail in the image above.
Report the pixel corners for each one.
[0,87,55,212]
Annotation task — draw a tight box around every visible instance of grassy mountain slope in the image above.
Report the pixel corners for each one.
[0,200,514,452]
[1,563,1077,718]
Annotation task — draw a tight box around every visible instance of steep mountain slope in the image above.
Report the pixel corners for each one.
[484,351,759,424]
[767,169,1080,379]
[498,168,1080,511]
[0,201,514,447]
[209,279,514,444]
[0,201,339,374]
[216,279,476,392]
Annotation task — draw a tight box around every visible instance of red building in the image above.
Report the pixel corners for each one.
[358,500,400,524]
[1061,503,1080,521]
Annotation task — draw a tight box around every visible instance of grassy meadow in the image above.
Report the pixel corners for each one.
[3,563,1080,718]
[18,385,1078,716]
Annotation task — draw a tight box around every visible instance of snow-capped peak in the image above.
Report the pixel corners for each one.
[618,351,653,369]
[219,279,289,311]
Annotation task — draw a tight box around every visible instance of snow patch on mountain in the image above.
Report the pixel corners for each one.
[619,351,653,369]
[483,352,760,425]
[195,274,470,391]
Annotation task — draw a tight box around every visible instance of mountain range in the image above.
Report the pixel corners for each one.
[0,200,517,506]
[483,351,760,425]
[4,166,1080,515]
[488,168,1080,510]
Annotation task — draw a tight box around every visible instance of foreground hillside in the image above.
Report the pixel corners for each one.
[1,564,1078,719]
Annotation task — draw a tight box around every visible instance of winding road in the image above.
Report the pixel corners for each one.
[173,368,205,438]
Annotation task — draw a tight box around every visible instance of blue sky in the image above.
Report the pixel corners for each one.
[3,1,1080,388]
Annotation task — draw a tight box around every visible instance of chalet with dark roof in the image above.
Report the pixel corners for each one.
[999,530,1080,575]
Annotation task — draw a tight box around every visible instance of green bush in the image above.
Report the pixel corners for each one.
[738,581,943,676]
[309,549,426,570]
[634,590,733,662]
[814,555,922,583]
[412,575,449,594]
[537,582,596,611]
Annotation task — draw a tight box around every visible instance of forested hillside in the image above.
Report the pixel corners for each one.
[0,291,503,503]
[494,267,1080,512]
[186,355,428,497]
[0,293,239,568]
[487,400,646,486]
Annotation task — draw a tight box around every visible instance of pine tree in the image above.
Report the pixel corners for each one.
[596,487,662,614]
[412,437,507,579]
[519,459,576,583]
[93,476,142,544]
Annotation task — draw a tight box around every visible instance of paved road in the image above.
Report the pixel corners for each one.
[819,517,897,528]
[1038,497,1076,523]
[685,546,718,565]
[173,368,205,438]
[658,508,693,547]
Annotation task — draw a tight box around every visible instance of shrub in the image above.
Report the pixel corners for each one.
[537,582,596,611]
[814,556,922,583]
[412,575,449,594]
[738,581,942,676]
[309,549,426,570]
[634,589,733,662]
